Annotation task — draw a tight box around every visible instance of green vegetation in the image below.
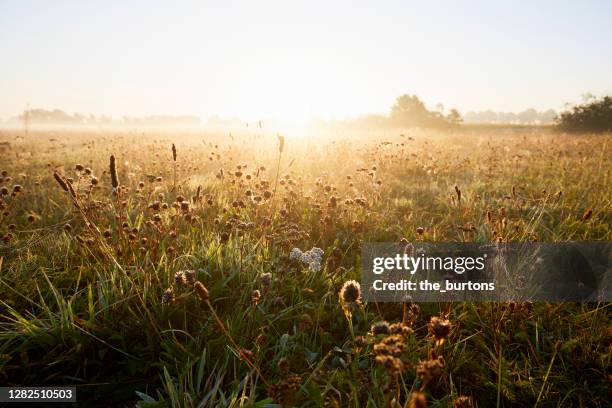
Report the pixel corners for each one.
[0,129,610,407]
[556,95,612,133]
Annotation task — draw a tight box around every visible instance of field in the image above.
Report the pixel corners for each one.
[0,128,610,407]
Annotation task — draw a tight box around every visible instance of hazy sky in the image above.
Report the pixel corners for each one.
[1,0,611,122]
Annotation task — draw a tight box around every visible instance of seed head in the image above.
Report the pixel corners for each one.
[261,272,272,287]
[174,271,188,286]
[370,321,391,336]
[428,316,452,342]
[162,288,174,305]
[194,281,209,301]
[339,280,361,305]
[416,357,445,385]
[251,289,261,305]
[109,155,119,188]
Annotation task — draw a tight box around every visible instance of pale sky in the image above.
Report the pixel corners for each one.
[1,0,611,123]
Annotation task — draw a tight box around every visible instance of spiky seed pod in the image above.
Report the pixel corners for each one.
[171,143,177,161]
[162,288,174,305]
[339,280,361,305]
[428,316,452,342]
[109,155,119,188]
[416,357,445,385]
[194,281,209,301]
[174,271,188,286]
[370,321,391,336]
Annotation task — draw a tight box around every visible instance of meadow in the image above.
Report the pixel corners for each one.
[0,128,610,407]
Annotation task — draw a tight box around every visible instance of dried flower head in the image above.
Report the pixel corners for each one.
[428,316,452,343]
[261,272,272,287]
[109,155,119,189]
[194,281,209,301]
[174,271,188,286]
[339,280,361,305]
[162,287,174,305]
[251,289,261,306]
[417,357,445,385]
[370,321,391,336]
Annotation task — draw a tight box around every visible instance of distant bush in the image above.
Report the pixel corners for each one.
[390,94,460,129]
[555,96,612,133]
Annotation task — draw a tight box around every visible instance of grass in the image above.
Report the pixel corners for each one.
[0,128,610,407]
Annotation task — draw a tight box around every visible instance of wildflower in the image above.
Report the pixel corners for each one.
[174,271,188,286]
[309,260,321,273]
[299,251,313,264]
[339,280,361,305]
[261,272,272,287]
[184,270,196,285]
[428,316,452,343]
[389,322,412,336]
[162,288,174,305]
[373,335,407,374]
[370,321,391,336]
[251,289,261,306]
[309,247,324,260]
[416,357,444,385]
[194,281,209,301]
[109,155,119,189]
